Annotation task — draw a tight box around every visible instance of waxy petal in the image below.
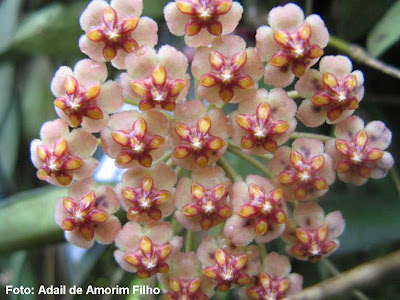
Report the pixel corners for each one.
[86,209,109,223]
[152,64,167,86]
[80,223,94,241]
[210,51,225,70]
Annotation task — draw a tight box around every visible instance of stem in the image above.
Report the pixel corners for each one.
[305,0,313,15]
[124,98,174,120]
[227,146,272,178]
[291,132,332,142]
[390,168,400,196]
[217,156,243,182]
[159,151,172,163]
[286,249,400,300]
[185,230,193,252]
[320,259,370,300]
[258,243,268,260]
[287,90,301,99]
[166,158,175,168]
[328,35,400,80]
[228,141,273,159]
[124,98,139,106]
[174,166,183,177]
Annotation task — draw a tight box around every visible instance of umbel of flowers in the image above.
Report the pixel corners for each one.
[29,0,394,298]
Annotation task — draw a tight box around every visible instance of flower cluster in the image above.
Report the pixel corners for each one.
[30,0,394,298]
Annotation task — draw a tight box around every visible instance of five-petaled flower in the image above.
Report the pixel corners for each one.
[231,88,297,155]
[296,55,365,127]
[325,116,394,186]
[224,175,287,246]
[283,202,344,263]
[256,3,329,87]
[175,167,232,231]
[246,252,303,299]
[192,35,263,104]
[269,138,335,201]
[114,222,183,278]
[101,110,169,168]
[79,0,158,69]
[120,46,190,111]
[55,178,121,248]
[169,100,229,170]
[30,119,98,186]
[51,59,123,132]
[164,0,243,47]
[159,252,216,300]
[119,162,176,222]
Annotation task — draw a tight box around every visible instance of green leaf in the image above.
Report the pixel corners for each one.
[143,0,169,19]
[0,0,22,53]
[21,57,56,140]
[322,177,400,254]
[0,186,66,253]
[10,251,37,300]
[7,1,87,57]
[367,1,400,57]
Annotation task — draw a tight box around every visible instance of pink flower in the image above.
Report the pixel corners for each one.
[164,0,243,47]
[230,88,297,155]
[54,178,121,248]
[30,119,98,186]
[120,46,190,111]
[51,59,123,132]
[114,221,183,278]
[118,162,176,222]
[79,0,158,69]
[100,110,169,168]
[325,116,394,186]
[197,234,260,292]
[224,175,287,246]
[192,35,263,104]
[269,138,336,201]
[296,55,365,127]
[159,252,216,300]
[246,252,303,299]
[174,166,232,231]
[169,100,229,170]
[256,3,329,87]
[283,202,345,262]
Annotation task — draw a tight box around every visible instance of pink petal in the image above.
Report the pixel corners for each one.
[169,236,184,257]
[144,221,173,245]
[325,211,345,240]
[96,81,124,113]
[219,1,243,34]
[208,107,229,139]
[306,14,329,47]
[256,26,280,62]
[353,70,365,100]
[333,115,365,141]
[51,66,73,97]
[65,230,94,249]
[264,64,295,88]
[268,3,304,31]
[79,0,109,31]
[243,47,263,80]
[224,215,255,246]
[81,114,109,133]
[325,139,341,164]
[268,88,298,119]
[40,119,69,145]
[174,100,207,125]
[107,110,140,131]
[100,128,120,159]
[95,217,122,244]
[79,35,106,63]
[268,146,291,177]
[197,235,219,266]
[74,157,99,180]
[369,152,394,179]
[67,128,98,158]
[114,249,137,272]
[131,16,158,48]
[198,85,258,105]
[365,121,392,150]
[125,46,158,79]
[292,138,324,158]
[338,171,368,186]
[120,72,140,101]
[115,221,142,251]
[293,202,324,229]
[74,59,107,85]
[295,69,323,98]
[110,0,143,18]
[168,252,202,278]
[297,99,327,128]
[262,251,291,277]
[158,45,189,79]
[174,177,194,208]
[326,109,354,126]
[255,223,285,244]
[54,198,69,226]
[164,2,189,36]
[192,166,231,189]
[110,49,130,70]
[213,35,246,56]
[96,185,121,214]
[185,28,215,48]
[287,273,303,295]
[30,140,43,169]
[319,55,352,79]
[69,177,96,199]
[191,47,211,79]
[174,211,202,231]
